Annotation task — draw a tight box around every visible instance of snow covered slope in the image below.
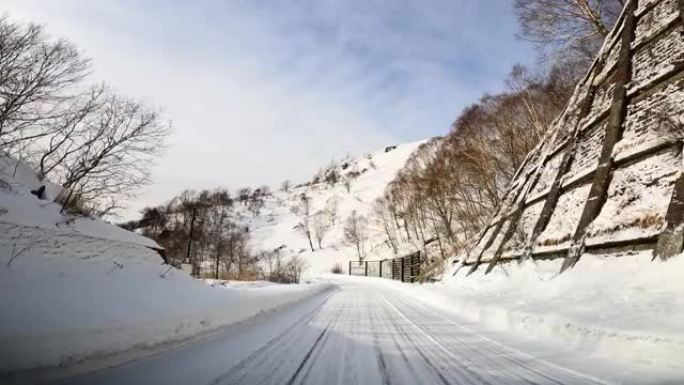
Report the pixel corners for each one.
[235,140,426,276]
[390,251,684,374]
[0,156,159,249]
[0,155,331,377]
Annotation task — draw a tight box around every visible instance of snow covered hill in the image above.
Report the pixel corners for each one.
[0,155,331,378]
[232,140,427,277]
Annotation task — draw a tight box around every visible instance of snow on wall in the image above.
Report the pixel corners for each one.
[530,152,563,197]
[594,39,622,85]
[537,185,591,247]
[481,219,511,259]
[469,225,497,262]
[632,24,684,89]
[584,80,615,125]
[571,122,606,178]
[619,83,684,155]
[634,0,680,48]
[494,178,526,222]
[637,0,663,13]
[502,200,544,254]
[587,149,679,241]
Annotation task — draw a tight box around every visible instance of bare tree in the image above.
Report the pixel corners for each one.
[0,16,170,216]
[248,196,264,217]
[259,185,271,197]
[514,0,624,67]
[208,189,232,279]
[35,85,105,180]
[139,205,167,239]
[372,197,399,254]
[286,255,307,284]
[132,187,266,280]
[271,248,286,282]
[280,179,292,192]
[325,196,338,225]
[260,250,276,281]
[0,16,89,150]
[237,188,252,205]
[378,62,578,262]
[312,210,332,249]
[54,90,170,215]
[324,168,339,186]
[295,194,315,252]
[226,225,252,280]
[344,210,367,261]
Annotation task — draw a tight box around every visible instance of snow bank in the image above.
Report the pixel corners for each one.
[0,247,332,375]
[0,155,333,377]
[331,252,684,372]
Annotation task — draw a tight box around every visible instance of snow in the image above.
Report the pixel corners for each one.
[203,279,281,289]
[1,0,683,380]
[0,155,158,249]
[43,277,682,385]
[2,132,683,382]
[0,140,425,378]
[587,150,678,240]
[388,251,684,375]
[236,140,427,276]
[536,184,591,246]
[0,155,333,376]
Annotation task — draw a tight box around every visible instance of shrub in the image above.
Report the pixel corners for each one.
[331,263,344,274]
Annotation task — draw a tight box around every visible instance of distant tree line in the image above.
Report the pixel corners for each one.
[125,187,308,283]
[370,0,625,269]
[0,16,170,216]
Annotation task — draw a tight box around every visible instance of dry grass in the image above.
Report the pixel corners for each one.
[538,234,572,247]
[631,214,665,229]
[589,213,665,237]
[54,190,93,218]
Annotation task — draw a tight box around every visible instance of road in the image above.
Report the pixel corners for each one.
[47,280,635,385]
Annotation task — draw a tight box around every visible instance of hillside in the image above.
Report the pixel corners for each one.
[231,140,427,276]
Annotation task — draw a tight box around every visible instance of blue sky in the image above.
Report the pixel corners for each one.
[3,0,536,217]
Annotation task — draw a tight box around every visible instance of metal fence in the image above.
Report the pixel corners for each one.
[348,251,422,283]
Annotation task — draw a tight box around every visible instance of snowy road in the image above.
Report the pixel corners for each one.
[47,280,636,385]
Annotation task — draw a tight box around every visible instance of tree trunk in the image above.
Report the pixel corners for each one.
[186,207,197,276]
[214,213,224,280]
[307,231,315,252]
